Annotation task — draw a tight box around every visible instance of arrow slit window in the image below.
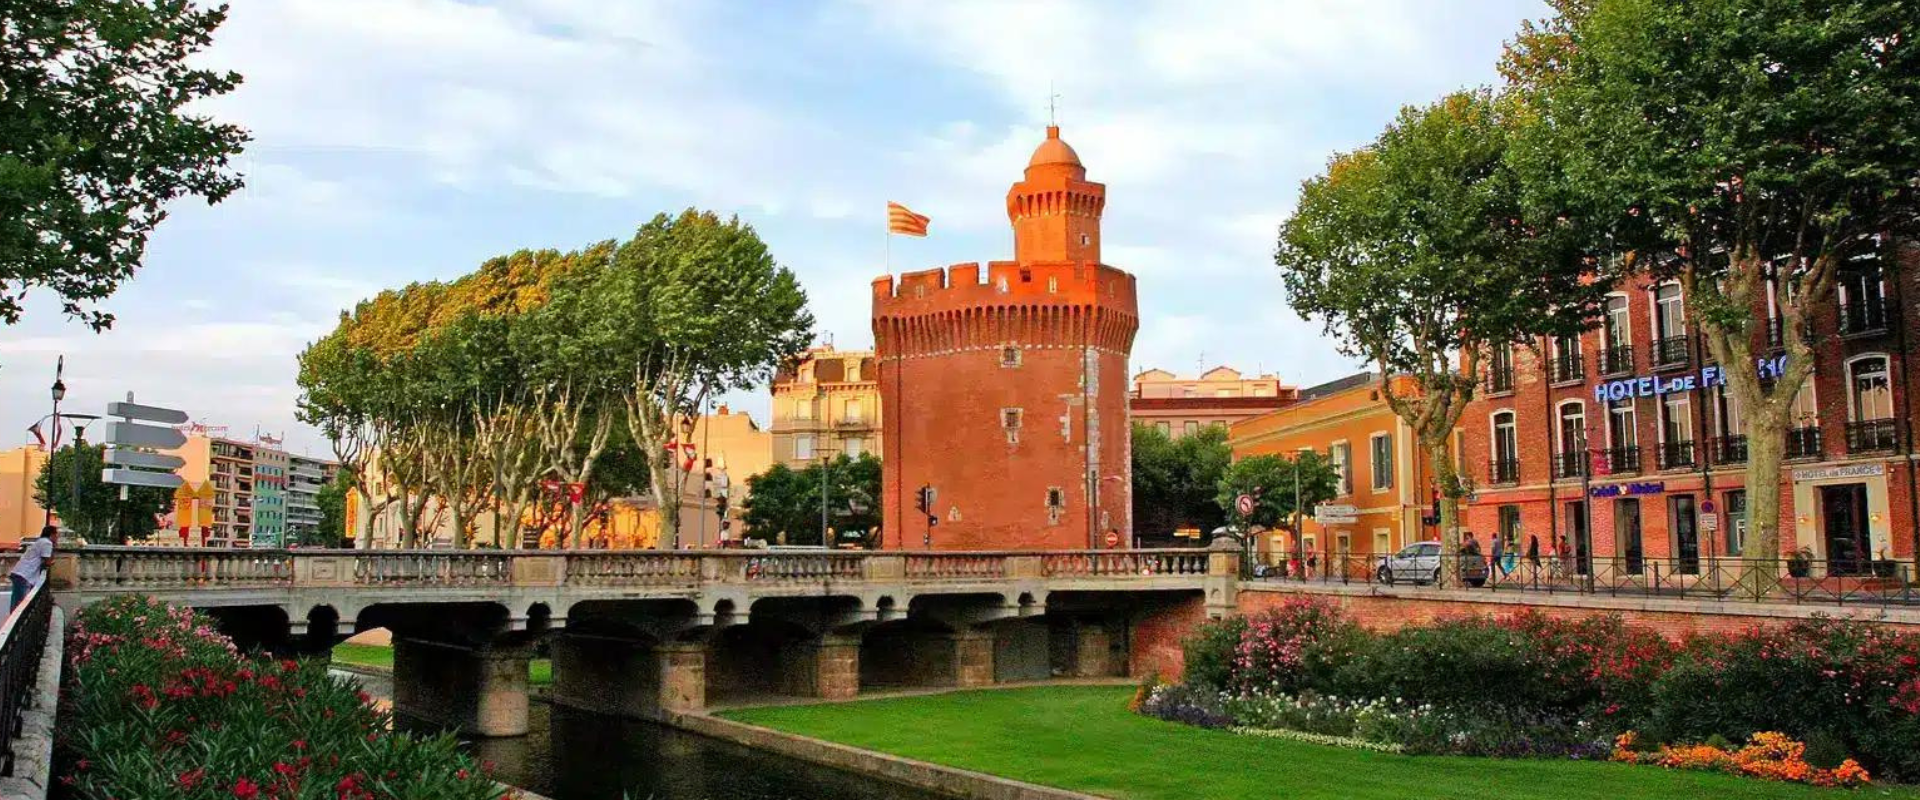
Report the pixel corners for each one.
[1046,487,1065,525]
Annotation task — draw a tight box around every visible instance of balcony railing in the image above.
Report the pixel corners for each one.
[1710,435,1748,464]
[1786,426,1824,460]
[1603,446,1642,475]
[1657,439,1696,470]
[1599,344,1634,376]
[1485,369,1515,395]
[1846,419,1900,453]
[1549,352,1584,384]
[1839,298,1893,336]
[1551,450,1587,480]
[1487,458,1520,486]
[1652,335,1691,368]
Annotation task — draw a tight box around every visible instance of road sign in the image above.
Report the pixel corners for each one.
[1235,493,1255,516]
[103,419,187,449]
[104,449,186,471]
[1701,514,1720,533]
[100,468,184,489]
[105,401,189,424]
[1314,503,1358,525]
[1104,530,1121,547]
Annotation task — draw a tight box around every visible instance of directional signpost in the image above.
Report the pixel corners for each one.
[1313,503,1358,525]
[102,396,187,491]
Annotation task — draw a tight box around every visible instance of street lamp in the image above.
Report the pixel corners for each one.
[43,357,66,530]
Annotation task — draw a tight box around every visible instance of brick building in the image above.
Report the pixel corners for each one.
[873,125,1139,550]
[1130,366,1296,438]
[1228,373,1435,566]
[1460,240,1920,576]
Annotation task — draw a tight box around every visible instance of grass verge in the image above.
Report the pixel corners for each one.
[331,643,553,686]
[722,685,1917,800]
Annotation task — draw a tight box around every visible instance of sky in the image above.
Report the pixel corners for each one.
[1,0,1548,457]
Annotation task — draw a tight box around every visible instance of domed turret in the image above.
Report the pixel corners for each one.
[1007,125,1104,263]
[1026,125,1084,178]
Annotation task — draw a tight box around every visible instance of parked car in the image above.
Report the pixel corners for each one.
[1376,542,1441,585]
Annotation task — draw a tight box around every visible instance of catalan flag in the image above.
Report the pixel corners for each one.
[887,201,930,237]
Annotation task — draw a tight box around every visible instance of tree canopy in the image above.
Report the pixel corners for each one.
[1131,423,1232,542]
[296,211,811,548]
[1,0,249,332]
[1215,451,1340,535]
[1276,90,1612,576]
[35,443,170,543]
[1503,0,1920,564]
[740,454,881,546]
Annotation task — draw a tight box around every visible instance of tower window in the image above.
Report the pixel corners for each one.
[1001,346,1022,367]
[1047,277,1058,293]
[1020,269,1033,283]
[1002,408,1023,429]
[1046,487,1066,525]
[1080,233,1090,247]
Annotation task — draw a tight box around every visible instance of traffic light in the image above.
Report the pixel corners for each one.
[915,485,934,513]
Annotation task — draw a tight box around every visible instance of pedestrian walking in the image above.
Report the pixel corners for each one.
[1489,531,1507,580]
[1501,532,1519,576]
[1526,534,1542,581]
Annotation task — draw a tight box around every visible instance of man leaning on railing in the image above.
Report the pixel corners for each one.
[9,526,56,612]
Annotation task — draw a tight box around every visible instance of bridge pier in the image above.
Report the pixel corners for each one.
[548,634,705,721]
[1055,618,1122,678]
[777,632,862,700]
[391,638,531,737]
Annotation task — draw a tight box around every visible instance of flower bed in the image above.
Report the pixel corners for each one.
[1157,598,1919,786]
[58,595,509,800]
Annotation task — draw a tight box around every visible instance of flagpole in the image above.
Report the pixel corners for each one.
[885,229,892,272]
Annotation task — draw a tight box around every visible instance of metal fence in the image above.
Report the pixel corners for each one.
[1247,550,1919,607]
[0,579,52,777]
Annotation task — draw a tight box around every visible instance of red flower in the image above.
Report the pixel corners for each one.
[292,739,307,750]
[280,659,299,672]
[233,777,261,799]
[178,768,206,789]
[457,768,470,780]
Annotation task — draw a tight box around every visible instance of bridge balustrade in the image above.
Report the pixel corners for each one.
[57,546,1227,593]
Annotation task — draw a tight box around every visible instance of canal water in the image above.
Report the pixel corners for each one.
[338,670,948,800]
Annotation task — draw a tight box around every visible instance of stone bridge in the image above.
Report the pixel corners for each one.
[50,546,1236,736]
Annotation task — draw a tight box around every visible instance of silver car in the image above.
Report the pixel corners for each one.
[1376,542,1442,585]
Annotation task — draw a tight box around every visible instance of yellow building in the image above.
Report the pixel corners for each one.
[771,346,881,468]
[0,446,50,545]
[1227,373,1435,572]
[1130,366,1297,438]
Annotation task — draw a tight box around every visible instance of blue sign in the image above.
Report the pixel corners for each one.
[1590,482,1666,498]
[1594,355,1787,403]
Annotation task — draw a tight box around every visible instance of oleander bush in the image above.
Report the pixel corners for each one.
[1156,597,1920,784]
[57,595,509,800]
[1647,616,1920,783]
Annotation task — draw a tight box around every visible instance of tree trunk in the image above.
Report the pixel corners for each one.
[1741,408,1789,596]
[1428,438,1462,588]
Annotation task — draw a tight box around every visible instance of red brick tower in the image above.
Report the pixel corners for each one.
[873,126,1140,551]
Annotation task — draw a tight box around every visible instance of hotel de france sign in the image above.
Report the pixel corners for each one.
[1592,355,1790,403]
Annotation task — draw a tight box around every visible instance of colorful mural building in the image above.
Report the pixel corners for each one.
[874,125,1139,550]
[770,346,881,469]
[1227,373,1436,568]
[1130,366,1296,438]
[1459,240,1920,575]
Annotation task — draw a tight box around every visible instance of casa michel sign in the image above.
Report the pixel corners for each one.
[1593,355,1789,403]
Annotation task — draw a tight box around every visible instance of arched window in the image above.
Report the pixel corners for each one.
[1490,411,1518,483]
[1556,402,1586,478]
[1849,355,1892,421]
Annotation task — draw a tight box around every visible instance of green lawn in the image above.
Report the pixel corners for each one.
[330,643,552,686]
[723,686,1917,800]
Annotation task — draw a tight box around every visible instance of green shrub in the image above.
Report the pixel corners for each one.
[1802,729,1849,770]
[59,595,507,800]
[1648,616,1920,781]
[1179,615,1247,691]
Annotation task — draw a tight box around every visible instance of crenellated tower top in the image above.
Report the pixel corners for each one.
[1006,126,1105,264]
